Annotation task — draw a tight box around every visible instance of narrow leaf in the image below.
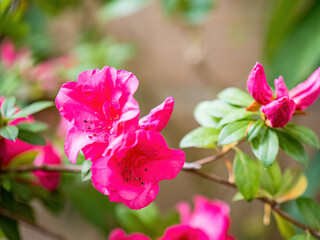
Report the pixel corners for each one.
[273,212,296,240]
[233,150,260,201]
[17,130,46,146]
[180,127,219,148]
[13,101,53,119]
[0,96,16,118]
[17,122,48,133]
[259,128,279,167]
[218,108,256,127]
[218,120,251,145]
[296,197,320,230]
[260,161,282,196]
[0,126,18,141]
[284,124,319,149]
[217,87,253,107]
[247,120,264,141]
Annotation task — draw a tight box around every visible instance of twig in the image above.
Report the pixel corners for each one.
[0,207,66,240]
[183,169,320,239]
[0,165,82,174]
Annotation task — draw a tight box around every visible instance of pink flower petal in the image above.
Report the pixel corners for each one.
[139,97,174,132]
[109,228,150,240]
[289,67,320,110]
[159,225,209,240]
[261,97,296,128]
[247,62,274,105]
[274,76,289,99]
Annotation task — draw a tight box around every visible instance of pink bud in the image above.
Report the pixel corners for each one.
[261,97,296,128]
[289,67,320,110]
[274,76,289,99]
[247,62,274,105]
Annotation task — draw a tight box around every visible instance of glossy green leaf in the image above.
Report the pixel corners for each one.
[13,101,53,119]
[17,122,48,133]
[180,127,219,148]
[0,216,20,240]
[207,99,238,118]
[17,130,46,146]
[218,87,253,107]
[277,131,308,166]
[0,96,16,118]
[233,150,260,201]
[284,124,319,149]
[257,128,279,167]
[296,197,320,230]
[218,108,256,127]
[260,161,282,196]
[273,212,296,240]
[247,120,264,141]
[81,160,92,182]
[218,120,251,145]
[193,101,220,127]
[0,125,18,141]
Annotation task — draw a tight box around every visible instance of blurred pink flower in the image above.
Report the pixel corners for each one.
[159,225,209,240]
[91,130,185,209]
[289,67,320,110]
[55,66,140,164]
[109,229,150,240]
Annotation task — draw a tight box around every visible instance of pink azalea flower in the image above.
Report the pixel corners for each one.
[55,66,140,164]
[109,228,150,240]
[159,225,209,240]
[172,195,235,240]
[289,67,320,110]
[33,144,62,191]
[139,97,174,132]
[91,130,185,209]
[274,76,289,99]
[247,62,274,105]
[260,97,296,128]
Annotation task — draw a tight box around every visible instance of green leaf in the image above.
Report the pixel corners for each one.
[0,126,18,141]
[0,96,16,118]
[17,122,48,133]
[273,212,296,240]
[247,120,264,141]
[13,101,53,119]
[1,187,15,213]
[0,216,20,240]
[217,87,253,107]
[10,182,32,202]
[193,101,220,127]
[218,108,256,127]
[17,130,46,146]
[179,127,219,148]
[284,124,319,149]
[233,150,260,201]
[218,120,251,145]
[290,234,316,240]
[255,128,279,167]
[7,150,38,168]
[296,197,320,230]
[277,131,308,166]
[260,161,282,196]
[207,99,238,118]
[81,160,92,182]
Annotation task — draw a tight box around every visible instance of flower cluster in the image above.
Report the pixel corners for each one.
[247,62,320,127]
[56,66,185,209]
[0,98,62,191]
[109,195,234,240]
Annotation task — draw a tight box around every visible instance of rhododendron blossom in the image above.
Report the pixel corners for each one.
[56,66,140,164]
[247,63,320,127]
[91,130,185,209]
[109,228,150,240]
[162,195,235,240]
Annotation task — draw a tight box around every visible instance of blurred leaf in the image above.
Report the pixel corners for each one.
[0,125,18,141]
[15,202,35,223]
[296,197,320,230]
[0,96,16,118]
[1,178,11,191]
[284,124,319,149]
[273,212,296,240]
[179,127,219,148]
[253,128,279,167]
[218,108,255,127]
[247,120,264,141]
[193,101,220,127]
[218,120,251,145]
[207,99,238,118]
[13,101,53,119]
[17,130,46,146]
[17,121,48,133]
[290,234,316,240]
[0,187,15,213]
[81,160,92,182]
[277,131,308,166]
[218,87,253,107]
[10,182,32,202]
[233,150,260,201]
[260,161,282,196]
[0,216,20,240]
[7,150,38,168]
[277,175,307,203]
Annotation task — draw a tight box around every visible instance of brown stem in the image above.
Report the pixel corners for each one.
[0,207,66,240]
[0,165,82,174]
[182,169,320,239]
